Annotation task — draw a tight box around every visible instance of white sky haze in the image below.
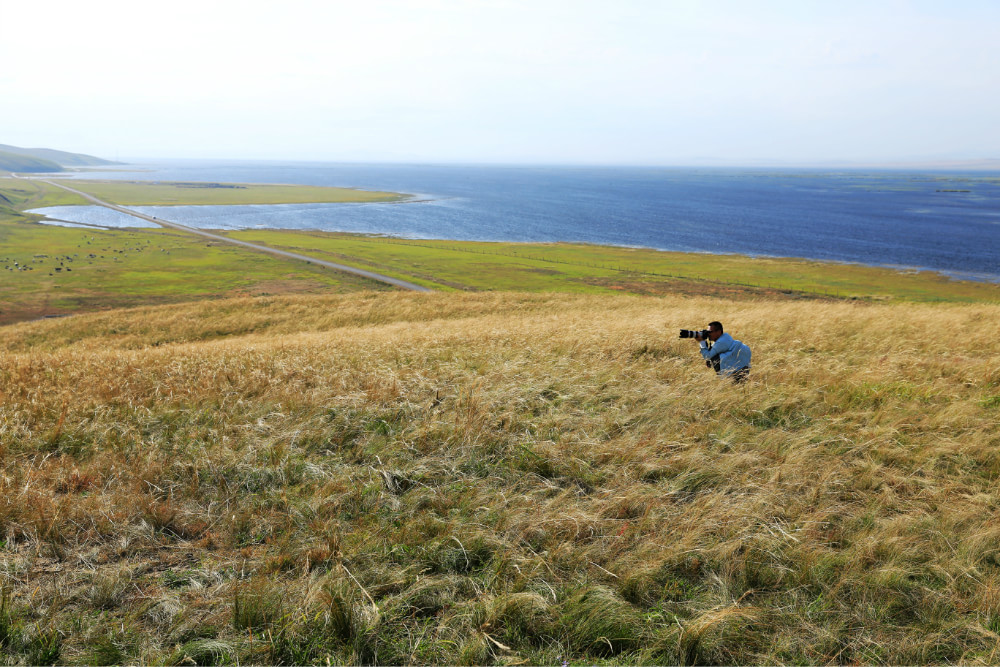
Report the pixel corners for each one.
[3,0,999,165]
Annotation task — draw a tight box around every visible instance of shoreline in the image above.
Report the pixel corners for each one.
[20,165,999,285]
[30,178,432,294]
[26,206,1000,286]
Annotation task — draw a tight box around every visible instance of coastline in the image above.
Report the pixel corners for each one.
[23,162,1000,285]
[27,204,1000,286]
[6,167,999,314]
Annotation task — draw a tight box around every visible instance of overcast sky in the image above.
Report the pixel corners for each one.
[2,0,999,165]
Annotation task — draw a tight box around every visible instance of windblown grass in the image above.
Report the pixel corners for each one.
[2,291,999,664]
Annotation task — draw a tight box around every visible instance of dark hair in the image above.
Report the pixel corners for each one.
[708,321,723,333]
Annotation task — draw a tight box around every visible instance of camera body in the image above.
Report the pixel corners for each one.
[679,328,710,340]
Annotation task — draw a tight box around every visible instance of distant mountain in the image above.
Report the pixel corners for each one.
[0,149,64,173]
[870,158,1000,171]
[0,143,121,170]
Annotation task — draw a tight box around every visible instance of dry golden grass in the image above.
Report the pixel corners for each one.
[1,291,999,664]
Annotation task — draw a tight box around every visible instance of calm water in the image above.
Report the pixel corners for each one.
[31,161,1000,282]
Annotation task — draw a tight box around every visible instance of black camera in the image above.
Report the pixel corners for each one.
[679,329,710,340]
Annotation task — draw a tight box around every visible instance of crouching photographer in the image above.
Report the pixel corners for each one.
[680,321,751,383]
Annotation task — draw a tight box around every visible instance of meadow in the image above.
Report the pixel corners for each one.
[225,229,1000,301]
[0,217,391,326]
[0,177,409,324]
[48,179,407,206]
[2,173,1000,664]
[1,292,999,665]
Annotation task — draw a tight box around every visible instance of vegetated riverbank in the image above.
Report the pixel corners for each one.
[1,291,999,664]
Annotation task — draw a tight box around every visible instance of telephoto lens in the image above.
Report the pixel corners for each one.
[679,329,710,339]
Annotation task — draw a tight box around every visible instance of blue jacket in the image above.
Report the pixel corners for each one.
[700,333,751,375]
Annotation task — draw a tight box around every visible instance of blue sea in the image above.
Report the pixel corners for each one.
[31,161,1000,282]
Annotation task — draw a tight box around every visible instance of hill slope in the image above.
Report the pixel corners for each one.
[0,143,119,167]
[0,149,64,173]
[1,292,999,664]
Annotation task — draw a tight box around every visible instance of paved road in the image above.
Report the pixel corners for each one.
[21,176,433,293]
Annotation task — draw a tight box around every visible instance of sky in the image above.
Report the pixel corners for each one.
[2,0,999,165]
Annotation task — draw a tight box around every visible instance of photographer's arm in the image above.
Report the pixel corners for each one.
[700,336,733,360]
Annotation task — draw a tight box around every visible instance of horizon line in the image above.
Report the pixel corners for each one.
[108,155,1000,171]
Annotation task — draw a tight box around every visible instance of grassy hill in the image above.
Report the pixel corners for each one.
[0,149,64,173]
[2,291,999,664]
[0,143,119,168]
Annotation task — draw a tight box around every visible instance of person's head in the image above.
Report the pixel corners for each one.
[707,321,723,342]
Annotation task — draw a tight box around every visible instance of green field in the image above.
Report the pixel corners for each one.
[0,178,405,324]
[224,229,1000,302]
[0,176,90,208]
[48,178,408,205]
[0,219,397,325]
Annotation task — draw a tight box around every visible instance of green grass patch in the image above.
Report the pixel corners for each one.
[225,230,1000,302]
[0,212,390,325]
[0,176,90,208]
[44,178,408,205]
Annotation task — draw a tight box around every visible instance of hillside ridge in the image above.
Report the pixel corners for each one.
[0,142,120,170]
[0,148,64,173]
